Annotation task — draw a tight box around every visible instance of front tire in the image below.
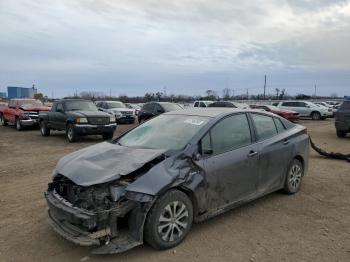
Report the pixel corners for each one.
[283,159,303,194]
[0,114,8,126]
[144,190,193,250]
[66,123,78,142]
[15,117,22,131]
[40,121,50,136]
[311,112,321,120]
[336,130,347,138]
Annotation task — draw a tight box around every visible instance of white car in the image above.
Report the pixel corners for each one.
[96,101,136,124]
[273,101,332,120]
[314,102,336,116]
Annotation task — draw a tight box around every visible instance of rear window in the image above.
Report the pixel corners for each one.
[274,118,286,133]
[251,114,278,140]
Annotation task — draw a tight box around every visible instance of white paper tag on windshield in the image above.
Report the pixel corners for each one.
[184,119,204,125]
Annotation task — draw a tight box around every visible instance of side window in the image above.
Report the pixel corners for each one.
[143,104,153,112]
[56,103,63,112]
[200,102,206,107]
[298,102,306,107]
[272,102,279,106]
[202,114,252,155]
[252,114,278,140]
[51,103,57,112]
[194,102,199,107]
[274,118,286,133]
[154,104,163,113]
[282,102,295,107]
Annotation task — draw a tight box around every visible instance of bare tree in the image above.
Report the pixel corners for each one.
[275,88,280,99]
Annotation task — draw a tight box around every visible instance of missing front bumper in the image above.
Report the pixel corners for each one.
[45,190,144,254]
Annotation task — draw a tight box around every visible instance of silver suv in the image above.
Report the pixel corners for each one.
[273,101,332,120]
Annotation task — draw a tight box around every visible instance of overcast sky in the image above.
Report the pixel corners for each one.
[0,0,349,97]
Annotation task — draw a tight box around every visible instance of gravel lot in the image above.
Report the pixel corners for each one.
[0,119,349,262]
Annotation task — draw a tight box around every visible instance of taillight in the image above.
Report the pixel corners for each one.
[303,128,308,134]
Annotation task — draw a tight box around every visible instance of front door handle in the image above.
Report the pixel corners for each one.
[248,150,258,157]
[283,139,290,145]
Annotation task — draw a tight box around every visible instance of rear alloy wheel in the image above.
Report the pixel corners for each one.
[311,112,321,120]
[15,117,22,131]
[283,159,303,194]
[145,190,193,250]
[66,124,78,142]
[0,114,8,126]
[336,130,347,138]
[40,121,50,136]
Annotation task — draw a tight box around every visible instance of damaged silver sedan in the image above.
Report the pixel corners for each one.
[45,108,309,254]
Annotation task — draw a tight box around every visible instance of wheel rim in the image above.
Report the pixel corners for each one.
[67,127,73,140]
[41,123,45,134]
[16,119,20,129]
[157,201,189,242]
[289,164,302,190]
[0,116,3,125]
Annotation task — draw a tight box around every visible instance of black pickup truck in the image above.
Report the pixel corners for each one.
[39,99,117,142]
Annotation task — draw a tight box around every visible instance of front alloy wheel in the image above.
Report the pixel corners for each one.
[283,159,303,194]
[16,118,22,131]
[66,124,78,142]
[158,201,189,242]
[145,190,193,250]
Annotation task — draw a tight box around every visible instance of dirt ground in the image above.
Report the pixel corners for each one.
[0,119,349,262]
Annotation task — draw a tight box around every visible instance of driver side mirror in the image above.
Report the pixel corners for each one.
[57,108,64,113]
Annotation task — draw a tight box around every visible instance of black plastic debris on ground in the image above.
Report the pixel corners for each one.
[310,137,350,162]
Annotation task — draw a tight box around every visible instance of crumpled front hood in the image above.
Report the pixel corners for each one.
[55,142,167,186]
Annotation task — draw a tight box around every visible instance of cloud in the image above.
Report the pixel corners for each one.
[0,0,349,96]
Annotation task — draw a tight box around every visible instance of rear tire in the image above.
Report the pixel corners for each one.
[283,159,303,194]
[15,117,22,131]
[336,130,347,138]
[144,190,193,250]
[66,124,78,142]
[311,112,321,120]
[102,132,114,140]
[0,114,8,126]
[40,121,50,136]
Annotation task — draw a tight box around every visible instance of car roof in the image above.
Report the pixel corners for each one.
[103,100,123,103]
[164,108,272,118]
[57,99,90,102]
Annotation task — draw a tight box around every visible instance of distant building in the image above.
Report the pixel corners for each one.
[0,92,6,98]
[7,86,37,99]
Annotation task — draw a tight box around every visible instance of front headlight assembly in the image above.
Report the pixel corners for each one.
[76,117,88,124]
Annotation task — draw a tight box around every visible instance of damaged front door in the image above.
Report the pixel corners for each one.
[198,113,258,211]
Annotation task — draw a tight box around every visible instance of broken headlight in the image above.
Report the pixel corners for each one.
[109,185,126,202]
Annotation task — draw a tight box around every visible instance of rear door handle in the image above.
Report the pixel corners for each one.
[248,150,258,157]
[283,139,290,145]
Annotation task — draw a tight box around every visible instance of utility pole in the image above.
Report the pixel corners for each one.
[232,88,235,99]
[109,88,112,98]
[314,84,317,98]
[246,88,249,100]
[263,74,266,100]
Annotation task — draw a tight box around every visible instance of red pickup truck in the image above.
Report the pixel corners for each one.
[0,98,51,130]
